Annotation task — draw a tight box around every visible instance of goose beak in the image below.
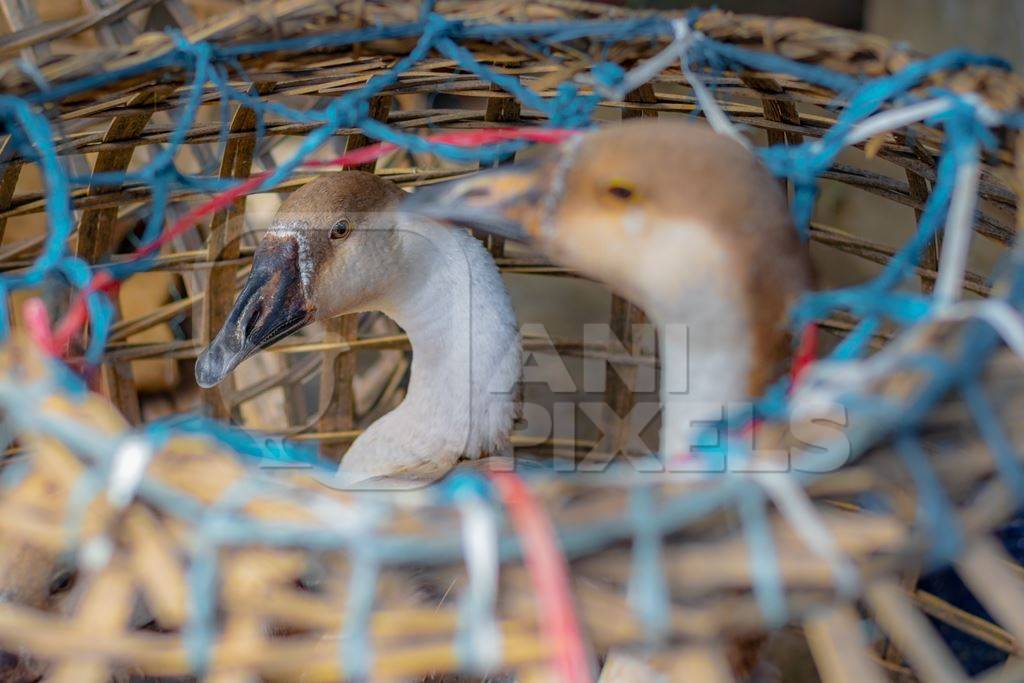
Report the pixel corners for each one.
[195,235,313,388]
[398,158,552,243]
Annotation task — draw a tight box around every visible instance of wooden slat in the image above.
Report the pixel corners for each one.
[201,83,272,419]
[907,140,938,294]
[865,580,968,683]
[597,652,663,683]
[741,75,804,147]
[603,295,650,460]
[662,643,736,682]
[0,0,49,61]
[913,589,1018,655]
[0,148,22,358]
[76,88,169,424]
[476,81,522,257]
[124,506,187,630]
[598,643,735,683]
[0,0,161,60]
[601,83,658,460]
[956,538,1024,647]
[208,551,281,683]
[0,137,22,248]
[317,94,391,459]
[741,75,803,198]
[805,605,888,683]
[47,561,135,683]
[877,563,925,668]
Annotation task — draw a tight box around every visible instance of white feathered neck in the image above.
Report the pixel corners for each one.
[339,216,521,478]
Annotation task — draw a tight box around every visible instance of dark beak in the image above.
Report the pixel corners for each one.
[398,157,553,243]
[195,236,313,388]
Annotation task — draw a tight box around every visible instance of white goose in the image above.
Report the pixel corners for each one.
[196,171,521,479]
[403,118,812,463]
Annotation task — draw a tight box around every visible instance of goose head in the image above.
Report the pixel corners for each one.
[196,171,406,388]
[403,119,811,393]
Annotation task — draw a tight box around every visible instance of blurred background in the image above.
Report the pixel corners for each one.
[640,0,1024,71]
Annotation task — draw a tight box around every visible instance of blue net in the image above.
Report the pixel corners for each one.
[1,7,1024,675]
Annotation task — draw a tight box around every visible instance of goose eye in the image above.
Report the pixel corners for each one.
[330,219,351,240]
[607,182,634,201]
[49,569,76,595]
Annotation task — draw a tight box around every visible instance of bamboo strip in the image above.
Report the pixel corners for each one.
[865,580,969,683]
[805,605,888,683]
[956,538,1024,647]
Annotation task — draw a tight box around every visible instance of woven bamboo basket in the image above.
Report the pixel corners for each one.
[2,1,1024,681]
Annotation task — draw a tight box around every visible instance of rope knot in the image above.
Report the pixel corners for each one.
[168,30,212,65]
[442,470,494,502]
[325,97,365,129]
[549,83,598,129]
[424,12,459,39]
[591,62,625,89]
[929,95,999,152]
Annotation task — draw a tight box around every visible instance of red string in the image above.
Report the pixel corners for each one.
[668,322,819,465]
[22,297,56,355]
[790,322,819,386]
[30,127,578,357]
[487,471,593,683]
[487,332,818,677]
[737,323,819,440]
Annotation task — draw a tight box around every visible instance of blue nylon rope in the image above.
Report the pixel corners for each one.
[444,473,503,673]
[964,380,1024,504]
[738,485,787,626]
[184,533,219,673]
[791,102,991,360]
[897,433,964,567]
[627,484,670,643]
[340,544,379,679]
[147,413,333,469]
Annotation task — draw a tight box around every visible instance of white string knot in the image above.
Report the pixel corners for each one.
[107,436,155,509]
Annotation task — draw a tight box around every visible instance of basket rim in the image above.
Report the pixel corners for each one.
[1,3,1022,114]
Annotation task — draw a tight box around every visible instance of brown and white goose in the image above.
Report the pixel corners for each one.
[403,118,812,461]
[196,171,521,479]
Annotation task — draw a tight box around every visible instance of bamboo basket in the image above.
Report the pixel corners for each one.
[1,1,1024,681]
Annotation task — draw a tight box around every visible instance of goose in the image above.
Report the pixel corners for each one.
[401,118,812,463]
[196,171,521,479]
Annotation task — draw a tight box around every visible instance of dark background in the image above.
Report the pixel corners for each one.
[632,0,865,28]
[624,0,1024,69]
